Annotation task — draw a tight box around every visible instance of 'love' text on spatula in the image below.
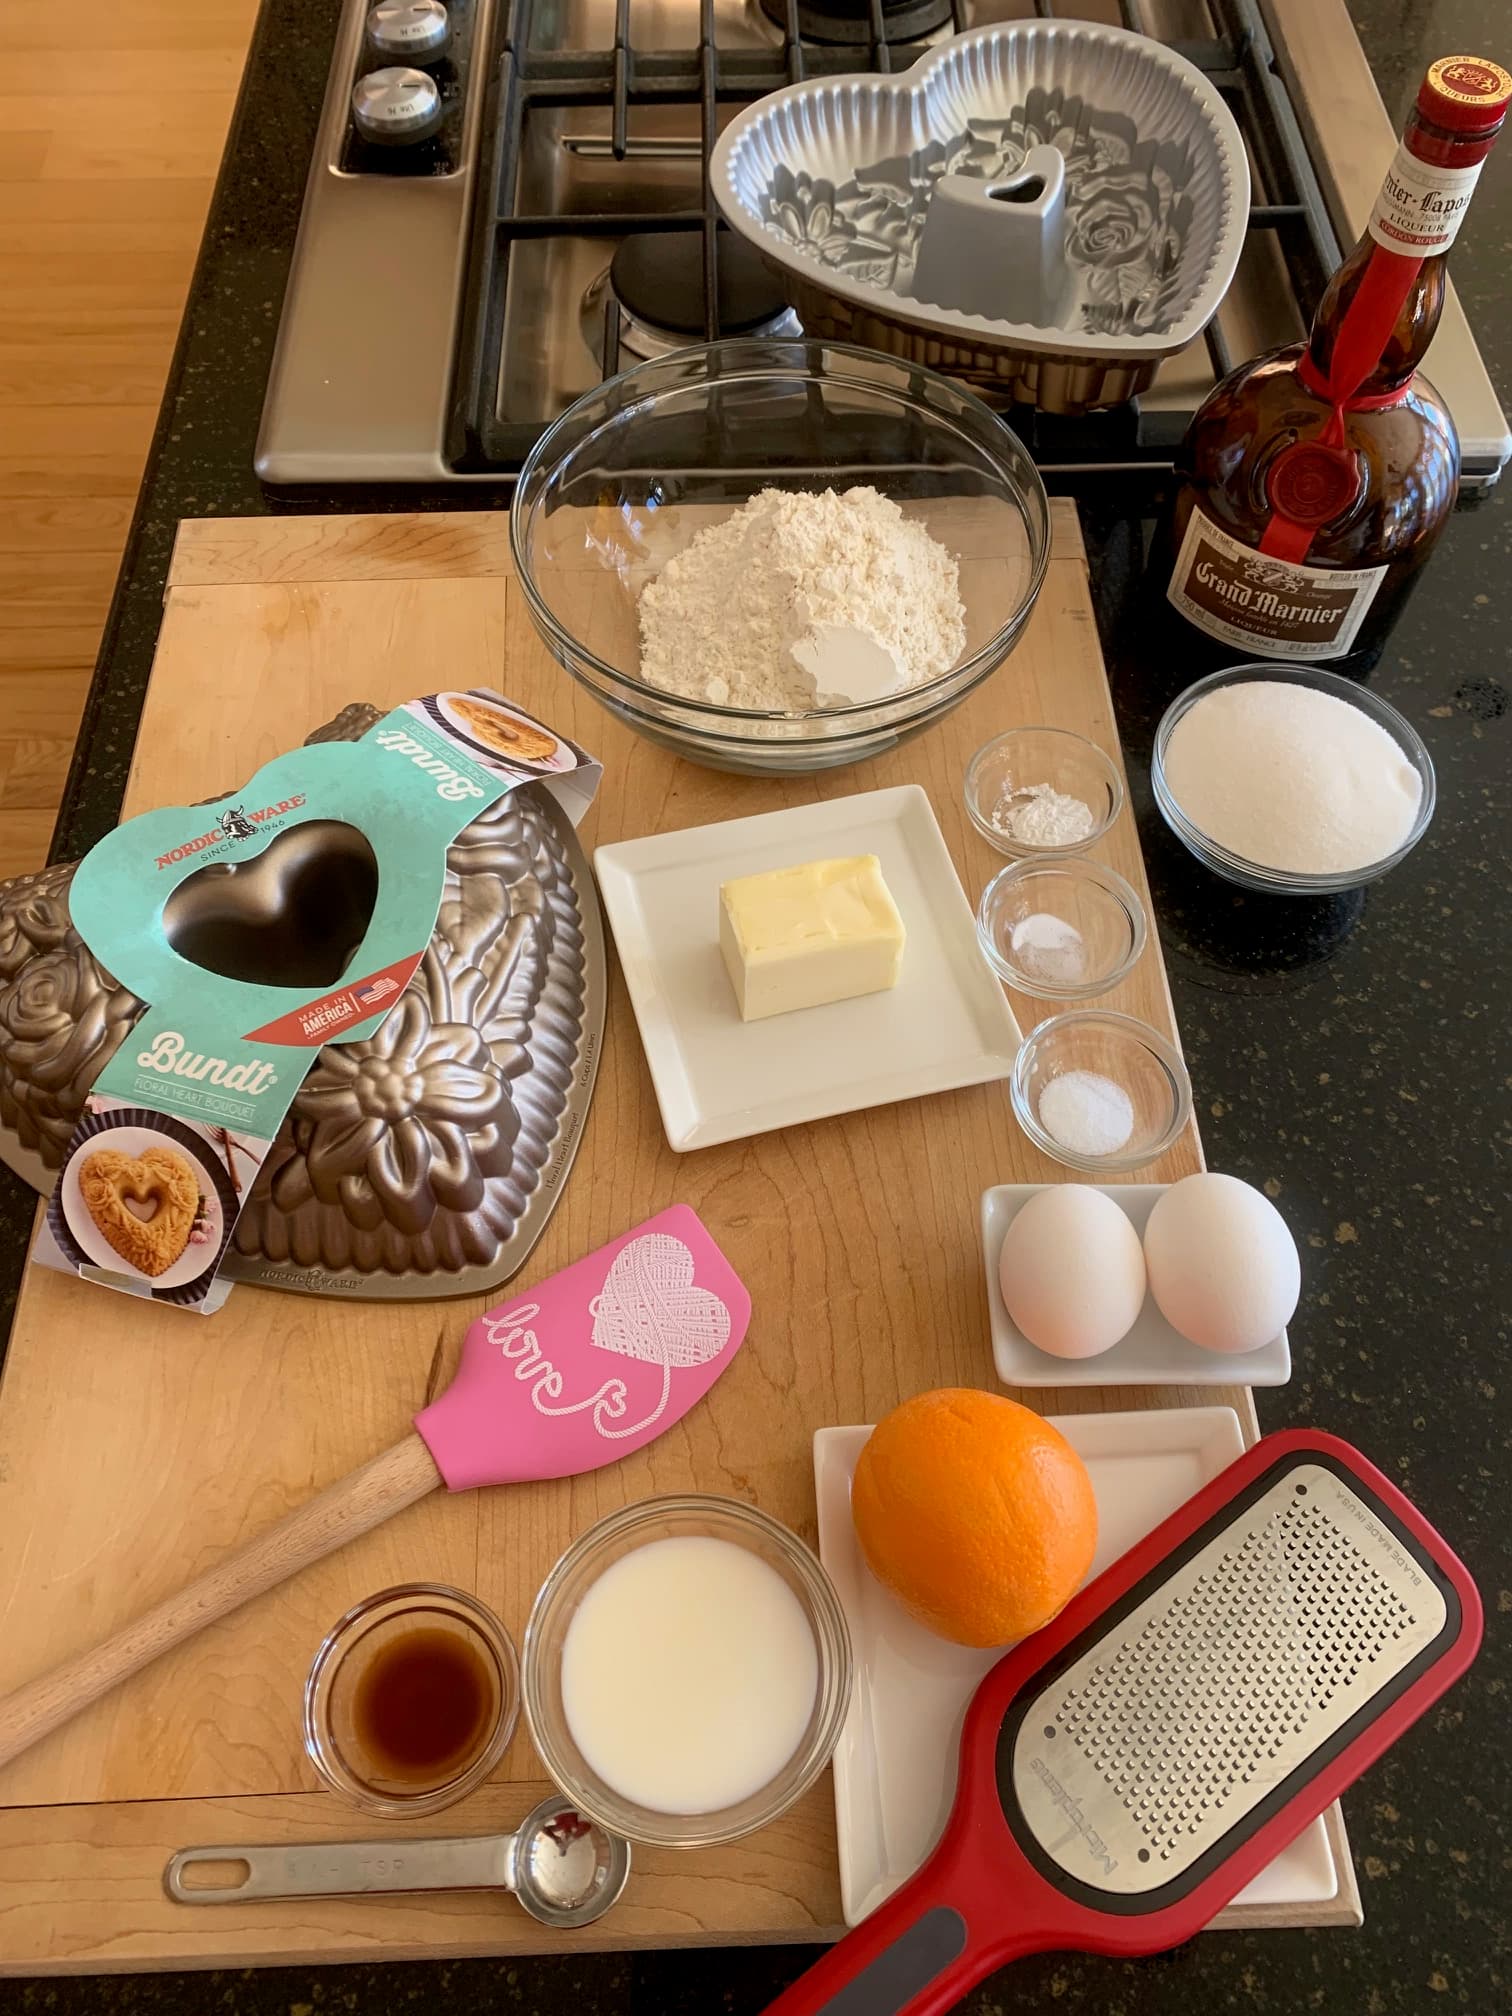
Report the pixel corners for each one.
[0,1204,751,1772]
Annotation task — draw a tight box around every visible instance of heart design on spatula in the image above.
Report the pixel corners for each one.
[78,1147,199,1278]
[458,1209,745,1459]
[590,1232,733,1370]
[526,1231,736,1441]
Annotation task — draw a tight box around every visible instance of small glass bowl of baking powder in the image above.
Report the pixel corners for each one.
[1010,1010,1193,1175]
[964,728,1125,858]
[978,857,1148,1002]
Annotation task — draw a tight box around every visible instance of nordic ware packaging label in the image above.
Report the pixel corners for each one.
[36,692,598,1312]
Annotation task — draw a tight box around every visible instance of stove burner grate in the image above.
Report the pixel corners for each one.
[584,229,800,368]
[759,0,957,45]
[453,0,1343,491]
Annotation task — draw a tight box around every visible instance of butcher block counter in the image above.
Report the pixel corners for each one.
[0,502,1356,1971]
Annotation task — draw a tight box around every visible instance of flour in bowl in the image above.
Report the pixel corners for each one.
[636,486,966,713]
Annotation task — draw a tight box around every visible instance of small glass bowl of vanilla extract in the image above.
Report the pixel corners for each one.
[304,1584,520,1817]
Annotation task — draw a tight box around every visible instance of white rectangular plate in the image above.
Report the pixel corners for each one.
[982,1184,1292,1388]
[594,787,1021,1151]
[814,1408,1337,1926]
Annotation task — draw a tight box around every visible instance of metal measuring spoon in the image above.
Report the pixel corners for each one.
[164,1794,630,1929]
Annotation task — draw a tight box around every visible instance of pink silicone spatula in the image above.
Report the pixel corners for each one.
[0,1204,750,1771]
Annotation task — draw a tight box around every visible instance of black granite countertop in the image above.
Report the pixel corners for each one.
[2,0,1507,2009]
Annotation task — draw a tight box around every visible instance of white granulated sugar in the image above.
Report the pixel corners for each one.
[1164,681,1423,875]
[1037,1070,1135,1159]
[636,486,965,713]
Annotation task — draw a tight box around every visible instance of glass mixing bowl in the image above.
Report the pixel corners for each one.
[510,339,1050,775]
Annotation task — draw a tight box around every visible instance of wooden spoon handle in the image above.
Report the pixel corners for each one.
[0,1431,442,1774]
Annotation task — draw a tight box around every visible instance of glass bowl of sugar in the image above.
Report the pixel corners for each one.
[1010,1010,1193,1175]
[1151,664,1435,893]
[977,856,1147,1002]
[522,1495,853,1850]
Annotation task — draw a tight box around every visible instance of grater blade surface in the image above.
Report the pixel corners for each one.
[1008,1459,1451,1898]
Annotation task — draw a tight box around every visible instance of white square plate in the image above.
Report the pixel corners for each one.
[814,1407,1337,1925]
[594,787,1021,1151]
[982,1184,1293,1388]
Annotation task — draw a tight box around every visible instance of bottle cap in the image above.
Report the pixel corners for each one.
[1417,56,1512,135]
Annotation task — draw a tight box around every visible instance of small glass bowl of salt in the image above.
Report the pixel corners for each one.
[1010,1010,1193,1175]
[977,857,1148,1002]
[964,727,1124,859]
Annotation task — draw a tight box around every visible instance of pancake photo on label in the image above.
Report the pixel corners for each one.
[439,694,560,766]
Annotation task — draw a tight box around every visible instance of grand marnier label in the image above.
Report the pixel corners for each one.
[1167,508,1388,661]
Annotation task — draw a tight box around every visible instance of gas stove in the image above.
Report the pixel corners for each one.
[255,0,1506,490]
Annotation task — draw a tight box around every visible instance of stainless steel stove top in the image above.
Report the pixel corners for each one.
[256,0,1509,489]
[518,0,963,54]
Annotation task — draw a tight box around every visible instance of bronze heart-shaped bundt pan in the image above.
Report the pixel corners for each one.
[0,703,606,1302]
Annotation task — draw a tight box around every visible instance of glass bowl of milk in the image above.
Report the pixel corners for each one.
[523,1495,853,1848]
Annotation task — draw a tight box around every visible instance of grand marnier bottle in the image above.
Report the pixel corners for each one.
[1162,55,1510,675]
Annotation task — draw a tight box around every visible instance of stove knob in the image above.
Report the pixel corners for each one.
[366,0,450,65]
[351,66,444,146]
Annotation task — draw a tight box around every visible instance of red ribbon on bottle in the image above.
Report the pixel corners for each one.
[1257,250,1421,564]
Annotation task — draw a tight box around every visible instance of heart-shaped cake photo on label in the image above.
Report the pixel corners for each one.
[162,820,379,992]
[48,1107,240,1300]
[422,693,580,777]
[77,1146,199,1278]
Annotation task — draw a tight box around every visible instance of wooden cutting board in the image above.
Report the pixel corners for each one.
[0,503,1358,1971]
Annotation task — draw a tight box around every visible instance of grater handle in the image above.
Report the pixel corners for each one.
[760,1822,1053,2015]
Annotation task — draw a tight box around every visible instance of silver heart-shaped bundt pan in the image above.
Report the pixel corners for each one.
[711,20,1249,413]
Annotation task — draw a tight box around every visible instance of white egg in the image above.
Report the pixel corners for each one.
[999,1185,1147,1359]
[1143,1173,1300,1354]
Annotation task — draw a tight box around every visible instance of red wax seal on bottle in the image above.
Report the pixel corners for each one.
[1266,440,1361,527]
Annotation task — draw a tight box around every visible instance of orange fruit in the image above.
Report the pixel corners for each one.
[851,1388,1098,1648]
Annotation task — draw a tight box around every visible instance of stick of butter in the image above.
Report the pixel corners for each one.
[718,854,906,1022]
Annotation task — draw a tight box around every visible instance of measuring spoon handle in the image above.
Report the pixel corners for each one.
[165,1831,513,1903]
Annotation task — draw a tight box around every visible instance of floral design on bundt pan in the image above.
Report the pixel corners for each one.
[0,864,141,1176]
[766,88,1198,340]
